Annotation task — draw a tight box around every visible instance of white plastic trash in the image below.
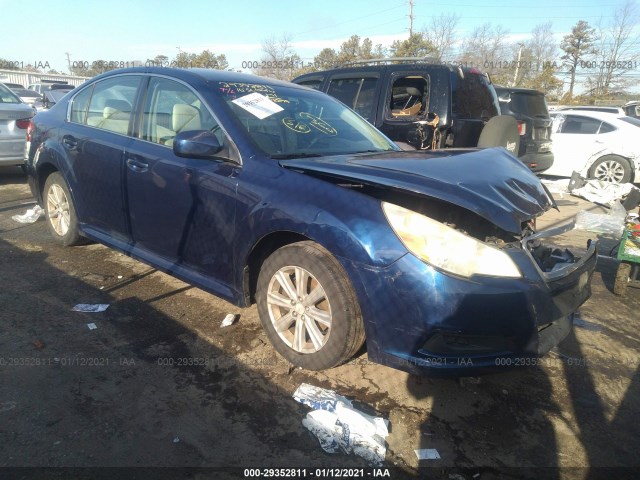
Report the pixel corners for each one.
[220,314,238,327]
[415,448,441,460]
[12,205,44,224]
[72,304,110,313]
[293,383,388,466]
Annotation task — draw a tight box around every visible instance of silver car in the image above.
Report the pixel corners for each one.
[0,83,34,166]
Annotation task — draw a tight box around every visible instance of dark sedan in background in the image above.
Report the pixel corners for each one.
[24,68,596,375]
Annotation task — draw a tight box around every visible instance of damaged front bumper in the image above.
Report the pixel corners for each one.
[343,221,597,376]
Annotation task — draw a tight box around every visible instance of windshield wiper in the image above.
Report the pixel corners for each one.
[270,153,324,159]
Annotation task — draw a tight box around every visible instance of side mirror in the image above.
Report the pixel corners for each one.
[173,130,223,159]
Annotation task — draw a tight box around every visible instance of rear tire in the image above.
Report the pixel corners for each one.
[588,155,632,184]
[256,241,365,371]
[43,172,84,246]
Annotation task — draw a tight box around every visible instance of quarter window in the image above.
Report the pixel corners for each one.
[141,77,222,147]
[85,76,141,135]
[69,86,94,124]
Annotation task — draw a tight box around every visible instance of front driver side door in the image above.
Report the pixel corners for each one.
[124,76,240,294]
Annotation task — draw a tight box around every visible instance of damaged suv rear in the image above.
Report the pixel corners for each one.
[25,68,596,376]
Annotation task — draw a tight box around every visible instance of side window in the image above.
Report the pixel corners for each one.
[142,77,221,147]
[69,86,94,124]
[297,79,322,90]
[327,77,378,122]
[559,115,601,134]
[598,121,616,134]
[386,75,429,120]
[86,76,141,135]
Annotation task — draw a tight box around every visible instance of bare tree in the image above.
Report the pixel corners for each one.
[423,13,460,61]
[587,0,639,97]
[560,20,597,100]
[254,34,301,81]
[460,23,511,84]
[528,22,557,72]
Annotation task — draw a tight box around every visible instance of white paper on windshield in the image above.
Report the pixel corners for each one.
[232,92,283,119]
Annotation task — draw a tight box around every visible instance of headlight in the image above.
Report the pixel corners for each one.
[382,202,521,279]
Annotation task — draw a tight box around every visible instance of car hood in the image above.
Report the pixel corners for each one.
[279,147,555,234]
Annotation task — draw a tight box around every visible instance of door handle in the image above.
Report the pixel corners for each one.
[126,157,149,173]
[62,135,77,149]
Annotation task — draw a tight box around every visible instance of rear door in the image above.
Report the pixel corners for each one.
[64,75,142,244]
[547,114,602,176]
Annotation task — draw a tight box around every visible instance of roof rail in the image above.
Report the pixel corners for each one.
[340,57,442,67]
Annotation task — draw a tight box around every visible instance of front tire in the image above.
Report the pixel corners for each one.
[588,155,632,184]
[256,241,365,371]
[43,172,83,246]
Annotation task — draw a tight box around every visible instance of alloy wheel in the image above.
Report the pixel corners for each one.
[266,266,332,353]
[46,184,71,236]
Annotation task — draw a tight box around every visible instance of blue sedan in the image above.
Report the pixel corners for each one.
[25,68,597,375]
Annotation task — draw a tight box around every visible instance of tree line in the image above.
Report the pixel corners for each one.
[254,0,638,103]
[2,1,637,102]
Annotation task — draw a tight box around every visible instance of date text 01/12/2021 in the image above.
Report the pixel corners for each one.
[243,468,391,477]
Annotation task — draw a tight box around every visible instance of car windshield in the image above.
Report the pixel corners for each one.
[509,93,548,117]
[216,82,398,157]
[0,83,21,103]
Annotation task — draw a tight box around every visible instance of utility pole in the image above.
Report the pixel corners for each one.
[65,52,71,74]
[512,43,524,87]
[408,0,415,37]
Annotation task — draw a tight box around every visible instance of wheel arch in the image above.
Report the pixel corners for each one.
[587,153,635,183]
[243,230,312,306]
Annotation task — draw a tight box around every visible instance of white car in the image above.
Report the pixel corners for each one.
[546,110,640,183]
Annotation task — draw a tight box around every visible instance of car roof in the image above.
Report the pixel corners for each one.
[551,109,629,122]
[494,86,544,95]
[90,67,304,90]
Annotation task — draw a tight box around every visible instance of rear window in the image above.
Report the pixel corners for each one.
[509,93,548,117]
[452,72,499,119]
[620,116,640,128]
[0,83,21,103]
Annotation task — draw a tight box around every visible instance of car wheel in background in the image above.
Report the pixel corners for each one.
[256,241,365,370]
[589,155,632,184]
[43,172,84,246]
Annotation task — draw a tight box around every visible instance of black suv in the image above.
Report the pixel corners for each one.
[292,59,501,151]
[494,87,553,173]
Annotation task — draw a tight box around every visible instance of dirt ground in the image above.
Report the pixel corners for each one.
[0,166,639,480]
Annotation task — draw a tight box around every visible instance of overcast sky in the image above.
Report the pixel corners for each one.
[0,0,637,73]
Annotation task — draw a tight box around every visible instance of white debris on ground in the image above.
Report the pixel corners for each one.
[541,177,639,207]
[220,313,239,327]
[293,383,389,466]
[72,304,110,313]
[575,201,627,236]
[414,448,441,460]
[571,180,639,207]
[540,178,571,199]
[11,205,44,224]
